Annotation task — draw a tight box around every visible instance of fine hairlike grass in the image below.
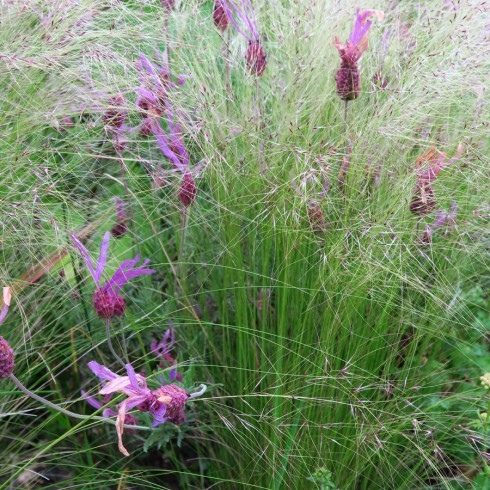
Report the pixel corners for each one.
[0,0,489,489]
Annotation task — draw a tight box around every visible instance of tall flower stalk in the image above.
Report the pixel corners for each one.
[135,51,201,259]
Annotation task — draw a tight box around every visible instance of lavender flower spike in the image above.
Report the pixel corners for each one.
[222,0,267,76]
[87,361,189,456]
[70,232,155,319]
[334,9,384,100]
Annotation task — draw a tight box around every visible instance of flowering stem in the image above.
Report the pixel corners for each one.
[116,148,134,229]
[223,30,232,95]
[179,206,189,261]
[8,373,147,431]
[106,318,125,367]
[343,100,349,129]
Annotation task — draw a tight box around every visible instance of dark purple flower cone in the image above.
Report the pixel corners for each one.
[103,95,126,130]
[409,183,436,217]
[111,221,128,239]
[335,60,360,101]
[179,172,197,207]
[214,0,229,31]
[156,384,189,425]
[246,41,267,77]
[93,289,126,319]
[307,203,327,234]
[0,336,14,377]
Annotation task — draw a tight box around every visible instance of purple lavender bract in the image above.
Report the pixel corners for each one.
[151,324,182,382]
[70,232,155,319]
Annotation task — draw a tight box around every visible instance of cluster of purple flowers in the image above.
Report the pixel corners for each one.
[134,50,198,208]
[85,361,189,456]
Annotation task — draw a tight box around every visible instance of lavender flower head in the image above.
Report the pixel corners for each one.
[151,324,182,382]
[214,0,229,31]
[334,9,384,100]
[410,144,464,217]
[87,361,189,456]
[135,52,199,207]
[222,0,267,76]
[0,287,14,378]
[161,0,175,11]
[70,232,155,319]
[103,94,127,131]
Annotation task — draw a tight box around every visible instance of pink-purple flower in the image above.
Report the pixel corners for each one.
[70,232,155,319]
[214,0,229,31]
[81,390,138,430]
[221,0,267,76]
[151,324,182,382]
[410,144,464,216]
[334,9,384,100]
[87,361,189,456]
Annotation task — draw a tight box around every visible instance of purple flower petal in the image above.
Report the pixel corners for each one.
[150,403,167,426]
[81,390,103,410]
[70,233,98,285]
[104,256,155,294]
[0,287,10,325]
[222,0,254,42]
[87,360,119,382]
[150,119,186,171]
[126,363,141,391]
[102,407,117,418]
[94,232,110,284]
